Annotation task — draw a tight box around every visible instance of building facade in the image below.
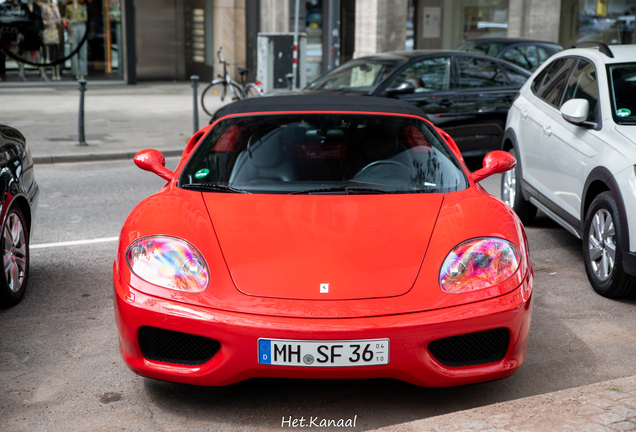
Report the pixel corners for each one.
[0,0,634,86]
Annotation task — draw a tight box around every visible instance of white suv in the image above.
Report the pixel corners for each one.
[501,42,636,298]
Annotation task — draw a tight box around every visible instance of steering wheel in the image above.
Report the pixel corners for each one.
[353,160,410,180]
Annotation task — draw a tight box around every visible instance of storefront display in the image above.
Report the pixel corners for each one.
[560,0,635,47]
[0,0,125,83]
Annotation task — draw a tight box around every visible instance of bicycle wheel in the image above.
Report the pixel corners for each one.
[201,81,230,117]
[244,83,263,98]
[229,80,244,100]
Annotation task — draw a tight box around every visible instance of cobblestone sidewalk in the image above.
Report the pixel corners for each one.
[377,376,636,432]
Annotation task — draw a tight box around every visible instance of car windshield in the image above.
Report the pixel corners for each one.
[608,63,636,125]
[304,60,400,93]
[454,41,507,57]
[180,114,467,194]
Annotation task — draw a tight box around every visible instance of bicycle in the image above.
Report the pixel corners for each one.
[201,46,263,116]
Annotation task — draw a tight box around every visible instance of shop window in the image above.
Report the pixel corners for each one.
[305,0,323,82]
[456,56,506,88]
[563,0,636,46]
[0,0,124,83]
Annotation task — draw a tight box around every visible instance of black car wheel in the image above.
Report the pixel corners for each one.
[500,147,536,224]
[0,204,29,308]
[583,192,636,298]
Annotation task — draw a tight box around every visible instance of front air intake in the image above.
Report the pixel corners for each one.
[428,328,510,367]
[138,326,220,366]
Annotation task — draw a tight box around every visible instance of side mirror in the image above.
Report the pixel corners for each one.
[471,151,516,183]
[134,149,175,181]
[386,81,416,95]
[561,98,589,125]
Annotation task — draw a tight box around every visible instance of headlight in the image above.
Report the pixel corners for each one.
[126,236,209,292]
[439,238,520,293]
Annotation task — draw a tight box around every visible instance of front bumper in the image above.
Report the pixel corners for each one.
[113,266,533,388]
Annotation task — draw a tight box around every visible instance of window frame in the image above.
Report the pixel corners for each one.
[452,54,516,89]
[560,58,601,125]
[530,55,602,130]
[606,62,636,126]
[531,57,577,107]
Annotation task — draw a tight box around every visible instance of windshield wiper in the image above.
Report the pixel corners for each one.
[182,183,251,194]
[289,186,388,195]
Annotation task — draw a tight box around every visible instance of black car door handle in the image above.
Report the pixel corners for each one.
[439,99,453,108]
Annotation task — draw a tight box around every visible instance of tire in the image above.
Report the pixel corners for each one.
[244,83,263,98]
[0,204,29,308]
[582,192,636,298]
[500,147,537,224]
[201,81,230,117]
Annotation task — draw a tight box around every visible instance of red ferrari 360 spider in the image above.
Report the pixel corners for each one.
[113,95,533,387]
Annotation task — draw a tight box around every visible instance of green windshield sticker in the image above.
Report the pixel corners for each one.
[194,168,210,179]
[617,108,631,117]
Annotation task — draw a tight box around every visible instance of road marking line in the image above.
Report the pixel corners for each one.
[31,237,119,249]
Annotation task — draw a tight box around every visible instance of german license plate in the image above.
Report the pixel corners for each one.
[258,338,389,367]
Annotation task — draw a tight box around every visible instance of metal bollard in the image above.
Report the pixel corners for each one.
[191,75,199,133]
[285,73,294,91]
[77,78,87,146]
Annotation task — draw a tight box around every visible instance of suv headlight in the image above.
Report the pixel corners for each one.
[439,238,521,293]
[126,236,209,292]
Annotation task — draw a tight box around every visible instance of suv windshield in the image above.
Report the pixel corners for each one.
[180,114,467,194]
[304,60,400,93]
[608,63,636,125]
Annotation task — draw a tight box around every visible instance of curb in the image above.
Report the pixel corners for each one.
[32,148,184,165]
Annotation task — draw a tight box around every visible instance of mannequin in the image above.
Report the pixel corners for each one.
[64,0,87,79]
[39,0,63,80]
[8,0,45,81]
[25,0,47,80]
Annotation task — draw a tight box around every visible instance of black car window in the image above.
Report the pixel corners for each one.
[389,57,451,92]
[455,57,506,88]
[562,59,599,123]
[181,114,468,194]
[531,66,549,95]
[305,59,400,93]
[502,45,538,71]
[454,41,506,57]
[537,46,551,64]
[501,64,529,87]
[538,58,576,106]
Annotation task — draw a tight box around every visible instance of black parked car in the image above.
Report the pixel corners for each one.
[0,125,38,308]
[303,50,532,157]
[454,38,562,71]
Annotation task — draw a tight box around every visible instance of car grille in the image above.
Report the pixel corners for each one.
[138,326,221,366]
[428,328,510,367]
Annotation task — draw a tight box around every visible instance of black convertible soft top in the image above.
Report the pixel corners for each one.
[215,94,427,118]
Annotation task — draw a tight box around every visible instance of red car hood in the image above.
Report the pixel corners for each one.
[203,194,445,300]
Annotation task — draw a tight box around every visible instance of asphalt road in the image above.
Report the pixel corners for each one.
[2,158,636,432]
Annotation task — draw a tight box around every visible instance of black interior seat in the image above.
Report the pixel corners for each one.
[229,128,297,184]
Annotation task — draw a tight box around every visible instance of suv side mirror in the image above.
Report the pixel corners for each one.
[134,149,175,181]
[471,151,516,183]
[561,99,589,125]
[386,81,416,95]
